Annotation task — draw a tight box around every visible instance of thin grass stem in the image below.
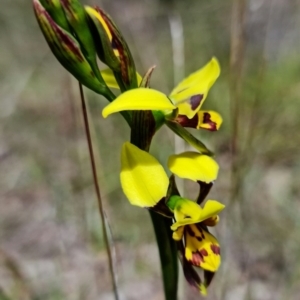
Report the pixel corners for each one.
[229,0,246,203]
[78,82,119,300]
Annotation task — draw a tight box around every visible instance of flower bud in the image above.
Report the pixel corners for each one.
[85,6,137,91]
[38,0,70,31]
[59,0,104,83]
[33,0,107,95]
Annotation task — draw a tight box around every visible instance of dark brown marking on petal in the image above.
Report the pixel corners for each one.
[196,223,208,233]
[210,244,220,255]
[186,225,205,242]
[200,249,208,257]
[186,226,195,237]
[190,249,208,266]
[202,112,217,131]
[190,94,203,110]
[175,114,199,128]
[191,252,204,266]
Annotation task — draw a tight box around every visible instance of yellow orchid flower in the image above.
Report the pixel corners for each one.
[167,196,225,231]
[174,205,222,295]
[120,142,225,277]
[102,58,223,131]
[167,195,223,273]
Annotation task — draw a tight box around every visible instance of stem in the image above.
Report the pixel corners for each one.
[130,111,178,300]
[103,86,117,103]
[150,213,178,300]
[78,83,119,300]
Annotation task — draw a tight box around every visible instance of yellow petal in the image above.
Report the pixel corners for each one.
[120,142,169,207]
[102,88,176,118]
[170,198,225,231]
[169,57,220,119]
[172,226,184,241]
[168,152,219,183]
[197,110,223,131]
[202,215,220,227]
[185,224,221,272]
[101,68,142,89]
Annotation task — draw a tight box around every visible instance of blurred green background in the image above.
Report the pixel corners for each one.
[1,0,300,299]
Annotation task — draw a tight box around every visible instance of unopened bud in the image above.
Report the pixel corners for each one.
[85,6,137,91]
[33,0,108,95]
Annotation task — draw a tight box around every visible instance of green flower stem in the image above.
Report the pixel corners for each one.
[130,110,178,300]
[130,110,155,150]
[150,213,178,300]
[79,83,119,300]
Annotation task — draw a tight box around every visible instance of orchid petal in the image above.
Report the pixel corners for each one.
[197,110,223,131]
[178,241,207,295]
[168,197,225,231]
[120,142,169,207]
[176,110,223,131]
[172,226,184,241]
[202,215,220,227]
[169,57,220,119]
[102,88,176,118]
[185,224,221,272]
[168,152,219,183]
